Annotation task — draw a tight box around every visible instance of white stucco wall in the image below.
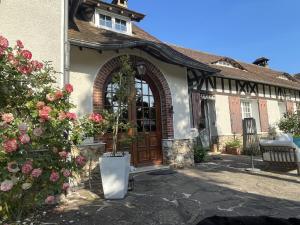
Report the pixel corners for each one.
[69,46,191,140]
[267,100,282,127]
[214,95,232,135]
[0,0,65,85]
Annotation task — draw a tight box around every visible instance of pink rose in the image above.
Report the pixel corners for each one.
[22,162,33,174]
[39,106,52,120]
[89,113,103,123]
[19,133,30,144]
[75,155,86,167]
[45,195,55,204]
[16,40,24,49]
[31,168,42,178]
[62,169,71,178]
[50,171,60,182]
[33,127,43,137]
[66,112,77,120]
[17,65,32,75]
[55,90,63,100]
[36,101,45,109]
[64,84,73,93]
[58,111,67,121]
[46,93,55,102]
[20,49,32,60]
[31,60,43,71]
[2,139,18,153]
[59,151,68,159]
[0,180,13,192]
[62,183,70,191]
[7,161,20,173]
[0,36,9,50]
[1,113,14,123]
[18,123,28,134]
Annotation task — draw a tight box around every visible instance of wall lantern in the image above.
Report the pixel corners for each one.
[136,62,146,76]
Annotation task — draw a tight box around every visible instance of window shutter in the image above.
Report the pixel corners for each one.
[286,101,294,113]
[258,99,269,132]
[228,96,242,134]
[191,92,202,128]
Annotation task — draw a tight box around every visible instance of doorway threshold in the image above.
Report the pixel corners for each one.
[130,165,170,174]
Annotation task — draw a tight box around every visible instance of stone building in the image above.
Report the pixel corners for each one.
[1,0,299,167]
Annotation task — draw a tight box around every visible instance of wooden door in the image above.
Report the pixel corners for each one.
[134,76,162,166]
[102,75,162,167]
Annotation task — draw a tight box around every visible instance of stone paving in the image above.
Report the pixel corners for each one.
[38,155,300,225]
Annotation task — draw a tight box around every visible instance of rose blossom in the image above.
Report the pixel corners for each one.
[45,195,55,204]
[39,106,52,120]
[36,101,45,109]
[59,151,68,159]
[0,180,13,192]
[1,113,14,123]
[62,183,70,191]
[17,65,32,75]
[55,90,63,100]
[0,36,9,50]
[33,127,43,137]
[20,49,32,60]
[46,93,55,102]
[19,133,30,144]
[66,112,77,120]
[50,171,60,182]
[2,139,18,153]
[7,161,20,173]
[31,60,43,71]
[22,162,33,175]
[16,40,24,49]
[31,168,42,178]
[89,113,103,123]
[75,155,86,167]
[18,123,28,134]
[62,169,71,178]
[58,111,67,121]
[64,84,73,93]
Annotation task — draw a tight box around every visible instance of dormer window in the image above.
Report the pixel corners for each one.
[95,9,132,35]
[212,57,247,71]
[215,60,234,68]
[115,18,127,32]
[100,14,112,28]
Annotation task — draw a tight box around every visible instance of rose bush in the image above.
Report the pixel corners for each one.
[0,36,106,222]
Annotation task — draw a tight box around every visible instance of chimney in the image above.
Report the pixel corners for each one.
[253,57,269,68]
[111,0,128,8]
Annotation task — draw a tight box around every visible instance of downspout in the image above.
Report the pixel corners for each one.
[63,0,70,86]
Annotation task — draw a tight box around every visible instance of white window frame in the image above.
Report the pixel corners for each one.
[94,9,132,35]
[241,101,252,119]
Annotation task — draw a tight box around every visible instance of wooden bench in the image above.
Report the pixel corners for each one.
[259,140,300,176]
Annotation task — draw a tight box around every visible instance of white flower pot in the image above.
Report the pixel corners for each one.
[99,152,131,199]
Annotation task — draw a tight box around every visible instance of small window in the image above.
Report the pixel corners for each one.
[115,18,127,32]
[100,14,112,28]
[241,101,252,119]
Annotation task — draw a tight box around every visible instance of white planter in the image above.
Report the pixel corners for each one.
[99,152,131,199]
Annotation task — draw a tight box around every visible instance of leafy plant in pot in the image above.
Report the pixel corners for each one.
[99,56,136,199]
[225,137,242,155]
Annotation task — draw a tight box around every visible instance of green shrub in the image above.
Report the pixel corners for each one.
[194,146,208,163]
[278,113,300,135]
[225,138,241,149]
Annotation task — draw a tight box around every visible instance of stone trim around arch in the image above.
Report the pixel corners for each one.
[93,55,174,139]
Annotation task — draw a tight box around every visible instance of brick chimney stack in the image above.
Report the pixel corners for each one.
[253,57,270,68]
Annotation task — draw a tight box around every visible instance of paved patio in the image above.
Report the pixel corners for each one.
[37,155,300,225]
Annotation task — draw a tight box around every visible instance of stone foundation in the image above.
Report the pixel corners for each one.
[162,139,195,168]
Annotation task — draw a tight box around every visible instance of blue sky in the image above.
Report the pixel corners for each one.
[126,0,300,74]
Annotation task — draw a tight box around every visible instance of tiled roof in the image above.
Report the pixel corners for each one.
[171,45,300,90]
[68,19,218,73]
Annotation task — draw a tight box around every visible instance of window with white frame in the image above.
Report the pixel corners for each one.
[241,101,252,119]
[95,10,132,35]
[99,14,112,29]
[115,18,127,32]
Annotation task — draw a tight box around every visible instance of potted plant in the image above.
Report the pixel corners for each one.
[225,138,242,155]
[99,56,136,199]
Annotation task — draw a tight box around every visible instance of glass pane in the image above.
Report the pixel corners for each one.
[144,120,150,132]
[150,107,156,119]
[143,96,149,107]
[137,120,143,132]
[142,83,149,95]
[149,96,154,107]
[150,120,156,132]
[143,107,150,119]
[136,107,143,120]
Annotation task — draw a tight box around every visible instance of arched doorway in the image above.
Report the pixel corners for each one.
[93,55,174,166]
